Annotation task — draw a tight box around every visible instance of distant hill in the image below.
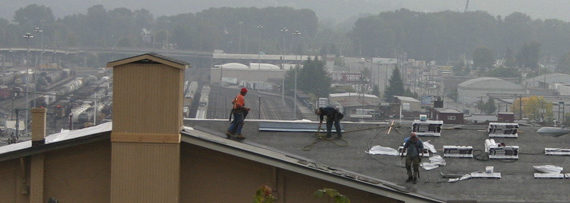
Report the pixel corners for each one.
[1,0,570,23]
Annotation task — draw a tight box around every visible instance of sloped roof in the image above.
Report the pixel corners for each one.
[0,122,112,162]
[526,73,570,84]
[0,121,441,202]
[107,53,189,70]
[458,77,523,90]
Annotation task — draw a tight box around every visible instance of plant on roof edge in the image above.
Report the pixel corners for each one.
[253,185,277,203]
[314,188,351,203]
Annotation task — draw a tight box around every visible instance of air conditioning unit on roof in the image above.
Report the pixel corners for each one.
[443,145,473,158]
[545,148,570,156]
[485,139,519,160]
[488,122,519,138]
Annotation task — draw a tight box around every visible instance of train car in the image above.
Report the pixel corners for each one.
[199,85,210,107]
[71,103,91,123]
[0,85,11,99]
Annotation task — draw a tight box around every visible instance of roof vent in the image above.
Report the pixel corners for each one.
[545,148,570,156]
[488,122,519,138]
[485,139,519,160]
[443,145,473,158]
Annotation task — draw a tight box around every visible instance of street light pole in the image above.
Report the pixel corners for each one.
[33,25,43,67]
[23,32,34,137]
[292,30,301,119]
[280,27,288,104]
[257,25,263,69]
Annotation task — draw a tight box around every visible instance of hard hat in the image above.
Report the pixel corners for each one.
[240,87,248,93]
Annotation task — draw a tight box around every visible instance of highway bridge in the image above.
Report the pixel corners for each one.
[0,47,213,68]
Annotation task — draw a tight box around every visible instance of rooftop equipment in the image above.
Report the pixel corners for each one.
[412,119,443,137]
[443,145,473,158]
[544,148,570,156]
[488,122,519,138]
[485,139,519,160]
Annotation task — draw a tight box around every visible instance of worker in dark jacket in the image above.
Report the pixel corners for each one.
[315,107,343,138]
[227,88,250,140]
[401,132,423,184]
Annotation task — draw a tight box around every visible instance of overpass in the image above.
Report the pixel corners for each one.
[0,47,213,68]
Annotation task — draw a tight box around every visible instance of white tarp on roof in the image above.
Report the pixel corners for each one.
[366,145,399,156]
[423,140,437,154]
[421,155,446,170]
[533,165,563,173]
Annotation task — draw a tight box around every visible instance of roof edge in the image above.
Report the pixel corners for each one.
[181,127,443,203]
[107,53,189,70]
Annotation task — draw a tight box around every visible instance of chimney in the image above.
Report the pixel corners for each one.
[31,108,46,146]
[107,53,188,203]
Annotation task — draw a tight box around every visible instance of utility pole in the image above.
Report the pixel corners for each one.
[519,95,522,120]
[292,30,302,119]
[257,25,263,69]
[258,96,261,119]
[23,32,34,137]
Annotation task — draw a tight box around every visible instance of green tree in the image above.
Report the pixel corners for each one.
[285,57,331,98]
[485,97,496,114]
[452,63,469,76]
[516,42,541,69]
[14,4,55,26]
[384,67,405,102]
[558,52,570,74]
[504,47,517,67]
[372,84,380,97]
[472,47,495,68]
[485,66,520,78]
[314,188,350,203]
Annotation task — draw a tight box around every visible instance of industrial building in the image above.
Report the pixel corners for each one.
[329,93,381,120]
[431,108,464,124]
[210,63,286,90]
[457,77,525,104]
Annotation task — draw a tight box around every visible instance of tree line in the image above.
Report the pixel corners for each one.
[2,5,570,69]
[0,5,318,54]
[351,9,570,66]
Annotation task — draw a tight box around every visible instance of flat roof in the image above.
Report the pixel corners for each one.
[187,120,570,202]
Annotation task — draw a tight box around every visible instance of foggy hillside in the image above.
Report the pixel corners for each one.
[2,0,570,22]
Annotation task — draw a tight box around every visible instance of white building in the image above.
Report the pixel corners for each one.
[210,63,287,85]
[525,73,570,89]
[458,77,525,104]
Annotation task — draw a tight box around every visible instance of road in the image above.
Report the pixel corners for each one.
[206,85,295,120]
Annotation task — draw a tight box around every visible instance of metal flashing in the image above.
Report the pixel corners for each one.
[258,121,344,133]
[545,148,570,156]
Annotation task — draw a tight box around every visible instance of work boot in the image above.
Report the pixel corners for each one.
[236,134,245,140]
[226,131,234,138]
[406,177,413,183]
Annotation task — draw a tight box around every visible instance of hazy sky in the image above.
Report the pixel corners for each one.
[2,0,569,22]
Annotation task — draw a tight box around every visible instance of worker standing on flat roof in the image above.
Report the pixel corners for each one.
[401,132,423,184]
[227,88,250,140]
[315,106,343,139]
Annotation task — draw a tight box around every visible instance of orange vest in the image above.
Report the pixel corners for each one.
[233,94,245,109]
